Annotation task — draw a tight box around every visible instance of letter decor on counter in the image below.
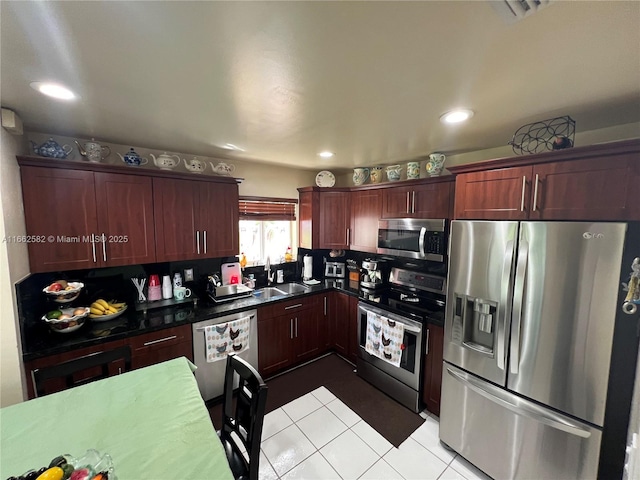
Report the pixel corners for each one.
[365,311,404,367]
[204,315,251,362]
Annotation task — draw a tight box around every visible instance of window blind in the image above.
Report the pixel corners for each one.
[239,196,297,221]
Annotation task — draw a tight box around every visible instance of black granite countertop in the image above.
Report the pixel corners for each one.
[23,281,361,361]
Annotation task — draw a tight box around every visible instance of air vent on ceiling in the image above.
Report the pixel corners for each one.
[490,0,553,24]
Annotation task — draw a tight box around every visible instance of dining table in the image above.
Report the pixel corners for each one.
[0,357,233,480]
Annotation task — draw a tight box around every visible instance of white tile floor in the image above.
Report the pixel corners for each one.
[258,386,493,480]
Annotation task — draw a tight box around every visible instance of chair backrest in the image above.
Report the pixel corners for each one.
[33,346,132,397]
[221,353,268,480]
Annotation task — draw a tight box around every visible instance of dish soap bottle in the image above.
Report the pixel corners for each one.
[285,246,293,262]
[240,252,247,269]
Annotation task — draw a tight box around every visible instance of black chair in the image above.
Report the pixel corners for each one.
[218,353,268,480]
[33,346,132,397]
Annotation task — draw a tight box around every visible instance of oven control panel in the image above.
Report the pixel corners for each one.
[390,267,446,295]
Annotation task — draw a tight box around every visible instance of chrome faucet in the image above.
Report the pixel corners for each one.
[265,255,275,285]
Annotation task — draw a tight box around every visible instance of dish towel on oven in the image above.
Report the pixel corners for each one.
[364,311,404,367]
[204,315,251,363]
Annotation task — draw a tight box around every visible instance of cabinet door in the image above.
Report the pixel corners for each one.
[319,191,351,249]
[331,292,351,357]
[153,178,199,261]
[350,190,382,252]
[423,324,444,416]
[531,156,637,221]
[24,339,126,399]
[294,310,321,363]
[258,314,294,377]
[94,173,156,266]
[20,167,99,272]
[413,182,454,218]
[129,325,193,370]
[348,295,359,364]
[199,182,239,257]
[454,166,533,220]
[319,294,332,352]
[382,185,413,218]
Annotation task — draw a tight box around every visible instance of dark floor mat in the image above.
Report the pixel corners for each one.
[209,353,424,447]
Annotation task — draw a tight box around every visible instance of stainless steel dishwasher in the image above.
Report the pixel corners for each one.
[192,309,258,401]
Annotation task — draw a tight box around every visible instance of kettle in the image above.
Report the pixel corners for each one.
[210,161,235,176]
[149,152,180,170]
[30,138,73,159]
[74,138,111,163]
[183,157,207,174]
[117,148,148,166]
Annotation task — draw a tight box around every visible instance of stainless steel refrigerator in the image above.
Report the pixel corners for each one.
[440,220,640,480]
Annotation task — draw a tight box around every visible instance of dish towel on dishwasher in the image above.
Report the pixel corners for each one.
[204,315,251,362]
[365,311,404,367]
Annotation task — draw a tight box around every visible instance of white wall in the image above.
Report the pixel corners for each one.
[26,132,317,199]
[0,127,29,407]
[335,122,640,186]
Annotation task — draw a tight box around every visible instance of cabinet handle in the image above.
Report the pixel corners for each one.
[346,228,350,245]
[425,328,430,356]
[118,367,122,375]
[204,230,207,254]
[295,317,298,338]
[406,191,410,214]
[143,335,177,346]
[532,174,540,212]
[324,297,327,316]
[91,237,97,263]
[520,176,527,212]
[412,191,416,214]
[196,231,200,255]
[285,303,303,310]
[101,234,107,262]
[290,318,293,339]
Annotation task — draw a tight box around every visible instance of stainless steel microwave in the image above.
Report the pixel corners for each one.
[377,218,447,262]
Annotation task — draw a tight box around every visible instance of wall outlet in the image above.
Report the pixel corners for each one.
[184,268,194,282]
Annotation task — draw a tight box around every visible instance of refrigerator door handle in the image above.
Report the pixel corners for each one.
[497,240,515,370]
[510,238,529,374]
[445,364,592,439]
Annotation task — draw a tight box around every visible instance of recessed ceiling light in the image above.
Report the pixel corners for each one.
[440,109,474,124]
[30,82,78,100]
[222,143,245,152]
[318,151,334,158]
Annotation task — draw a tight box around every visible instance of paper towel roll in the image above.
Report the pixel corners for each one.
[303,255,313,280]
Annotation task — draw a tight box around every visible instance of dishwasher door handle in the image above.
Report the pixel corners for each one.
[195,314,255,332]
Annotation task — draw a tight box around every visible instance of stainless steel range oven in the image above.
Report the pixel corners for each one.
[357,267,446,412]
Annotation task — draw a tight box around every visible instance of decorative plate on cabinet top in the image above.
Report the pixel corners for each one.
[315,170,335,187]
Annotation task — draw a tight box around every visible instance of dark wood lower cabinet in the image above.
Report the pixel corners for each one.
[348,295,359,365]
[24,325,193,399]
[331,292,351,358]
[422,324,444,416]
[258,311,295,377]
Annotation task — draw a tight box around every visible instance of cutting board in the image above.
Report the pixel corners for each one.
[221,262,242,285]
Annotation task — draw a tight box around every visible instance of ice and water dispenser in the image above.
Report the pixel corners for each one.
[451,294,497,356]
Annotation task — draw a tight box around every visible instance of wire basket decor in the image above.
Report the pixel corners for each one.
[508,115,576,155]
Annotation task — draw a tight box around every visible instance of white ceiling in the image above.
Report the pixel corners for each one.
[1,1,639,171]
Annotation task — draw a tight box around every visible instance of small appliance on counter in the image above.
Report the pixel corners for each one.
[207,271,253,304]
[325,261,346,278]
[360,259,388,290]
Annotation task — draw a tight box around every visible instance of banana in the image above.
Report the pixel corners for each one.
[90,307,104,316]
[110,302,126,309]
[95,299,110,310]
[106,306,118,314]
[90,302,106,312]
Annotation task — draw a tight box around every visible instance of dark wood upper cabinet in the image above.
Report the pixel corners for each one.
[20,166,99,272]
[453,166,532,220]
[298,188,351,250]
[450,139,640,222]
[382,179,454,219]
[350,189,382,253]
[199,182,239,258]
[153,178,199,262]
[94,173,156,266]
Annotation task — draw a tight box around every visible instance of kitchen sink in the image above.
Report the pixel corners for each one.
[253,283,310,299]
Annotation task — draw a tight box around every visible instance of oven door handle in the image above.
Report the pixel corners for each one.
[359,306,422,334]
[403,324,421,334]
[418,227,427,258]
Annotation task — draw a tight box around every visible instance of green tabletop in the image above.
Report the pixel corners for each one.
[0,357,233,480]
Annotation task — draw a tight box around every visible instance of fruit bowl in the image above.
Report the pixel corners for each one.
[42,307,90,333]
[89,300,128,322]
[43,281,84,303]
[89,305,127,322]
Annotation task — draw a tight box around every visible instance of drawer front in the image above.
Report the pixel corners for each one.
[129,325,191,353]
[259,294,321,318]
